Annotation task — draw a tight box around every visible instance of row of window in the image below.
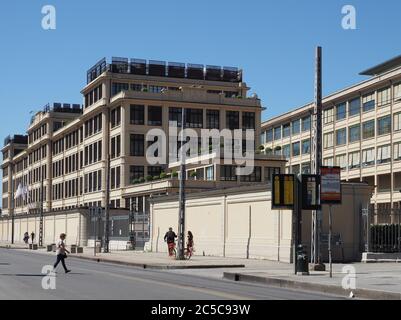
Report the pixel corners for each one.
[263,116,311,143]
[220,165,281,183]
[29,124,48,144]
[84,84,103,108]
[28,145,47,165]
[28,165,47,184]
[110,166,121,190]
[323,142,401,169]
[323,115,396,148]
[85,114,103,138]
[278,139,311,158]
[84,170,102,193]
[84,141,102,166]
[53,178,82,200]
[129,166,163,182]
[324,84,401,123]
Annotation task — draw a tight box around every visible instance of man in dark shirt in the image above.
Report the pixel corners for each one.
[164,227,177,256]
[164,228,177,244]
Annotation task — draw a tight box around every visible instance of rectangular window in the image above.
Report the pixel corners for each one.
[292,142,300,157]
[336,128,346,146]
[206,166,214,181]
[240,166,261,182]
[148,106,162,126]
[362,148,375,166]
[378,87,391,107]
[148,166,162,178]
[394,83,401,101]
[394,142,401,161]
[186,109,203,128]
[301,139,310,155]
[301,163,311,174]
[292,119,300,135]
[112,82,129,96]
[283,123,291,138]
[323,107,334,124]
[362,93,375,112]
[220,165,237,181]
[362,120,375,139]
[302,116,311,132]
[377,145,391,164]
[335,154,347,170]
[206,110,220,129]
[348,151,360,169]
[282,144,290,159]
[324,157,334,167]
[377,115,391,135]
[336,102,347,121]
[242,112,255,130]
[394,112,401,132]
[226,111,239,130]
[349,98,360,117]
[266,129,273,142]
[130,166,144,183]
[274,126,281,140]
[349,124,360,143]
[169,107,182,127]
[111,107,121,128]
[130,134,144,156]
[111,168,116,189]
[323,132,333,149]
[264,167,280,183]
[130,105,144,125]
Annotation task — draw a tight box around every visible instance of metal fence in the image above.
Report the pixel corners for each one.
[362,208,401,253]
[87,208,150,250]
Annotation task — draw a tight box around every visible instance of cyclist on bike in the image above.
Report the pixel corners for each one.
[164,227,177,256]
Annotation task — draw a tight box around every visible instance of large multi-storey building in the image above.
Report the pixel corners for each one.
[261,55,401,210]
[1,57,284,224]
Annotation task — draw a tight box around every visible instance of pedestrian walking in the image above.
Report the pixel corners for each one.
[53,233,71,274]
[23,232,29,244]
[30,231,35,244]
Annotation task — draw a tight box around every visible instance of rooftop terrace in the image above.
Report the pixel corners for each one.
[30,103,83,125]
[87,57,243,84]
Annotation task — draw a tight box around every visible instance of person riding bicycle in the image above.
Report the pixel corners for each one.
[164,227,177,256]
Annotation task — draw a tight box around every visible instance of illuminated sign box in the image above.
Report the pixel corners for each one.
[301,174,321,210]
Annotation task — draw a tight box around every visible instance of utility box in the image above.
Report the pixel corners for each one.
[32,244,38,251]
[77,247,83,254]
[70,245,77,254]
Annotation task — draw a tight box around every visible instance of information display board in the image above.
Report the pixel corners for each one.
[301,174,321,210]
[272,174,295,209]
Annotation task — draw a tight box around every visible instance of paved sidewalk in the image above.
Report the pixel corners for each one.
[1,242,401,299]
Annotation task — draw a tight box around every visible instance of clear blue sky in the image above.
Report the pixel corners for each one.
[1,0,401,195]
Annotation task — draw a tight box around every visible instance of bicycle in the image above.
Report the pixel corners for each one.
[184,245,194,260]
[167,242,177,258]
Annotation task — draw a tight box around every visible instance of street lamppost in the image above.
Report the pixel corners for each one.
[177,108,186,260]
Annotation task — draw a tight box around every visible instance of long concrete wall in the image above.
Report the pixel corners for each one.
[151,190,294,262]
[150,183,373,263]
[0,210,88,247]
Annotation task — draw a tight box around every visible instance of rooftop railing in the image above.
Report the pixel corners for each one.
[30,103,83,124]
[86,57,243,84]
[4,135,28,147]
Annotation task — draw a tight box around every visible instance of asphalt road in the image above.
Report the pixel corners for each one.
[0,248,343,300]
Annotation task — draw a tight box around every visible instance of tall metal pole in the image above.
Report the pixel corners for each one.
[177,108,186,260]
[11,163,15,244]
[311,46,324,269]
[329,205,333,278]
[104,154,111,253]
[39,174,44,247]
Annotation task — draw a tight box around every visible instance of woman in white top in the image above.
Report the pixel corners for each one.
[53,233,71,273]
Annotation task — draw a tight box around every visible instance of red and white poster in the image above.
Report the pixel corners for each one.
[320,166,342,204]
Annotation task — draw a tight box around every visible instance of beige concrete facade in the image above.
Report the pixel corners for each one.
[0,58,289,248]
[150,183,373,262]
[261,62,401,210]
